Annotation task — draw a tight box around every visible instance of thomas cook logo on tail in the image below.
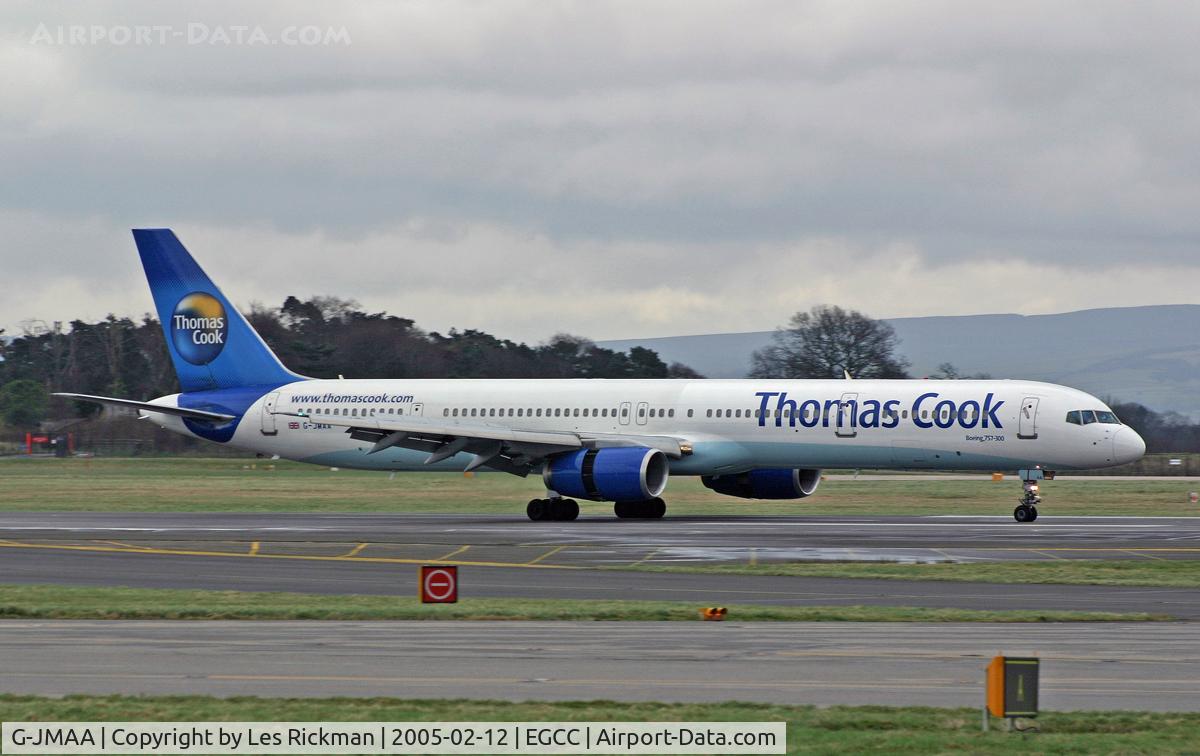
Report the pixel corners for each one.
[171,292,227,365]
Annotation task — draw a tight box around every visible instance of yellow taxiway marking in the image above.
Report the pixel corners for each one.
[630,548,662,567]
[0,540,580,570]
[248,541,260,556]
[749,547,758,567]
[1031,549,1068,561]
[436,545,470,561]
[339,543,370,558]
[1122,549,1166,561]
[99,540,151,551]
[526,545,568,565]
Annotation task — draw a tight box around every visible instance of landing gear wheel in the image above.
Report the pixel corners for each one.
[1013,504,1038,523]
[614,498,666,519]
[648,497,666,519]
[552,498,580,521]
[529,498,579,521]
[527,498,549,521]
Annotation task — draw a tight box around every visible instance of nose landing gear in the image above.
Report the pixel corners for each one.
[1014,480,1040,522]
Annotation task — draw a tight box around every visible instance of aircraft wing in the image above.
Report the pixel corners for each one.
[276,411,689,476]
[54,393,236,423]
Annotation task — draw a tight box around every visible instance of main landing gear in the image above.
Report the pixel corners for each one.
[526,497,668,520]
[614,497,666,519]
[1014,480,1040,523]
[527,497,579,521]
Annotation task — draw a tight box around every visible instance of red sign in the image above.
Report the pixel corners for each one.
[420,565,458,603]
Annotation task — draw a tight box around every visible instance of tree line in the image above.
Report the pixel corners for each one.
[0,296,700,427]
[3,300,1200,453]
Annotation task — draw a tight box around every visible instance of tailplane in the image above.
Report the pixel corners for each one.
[133,228,303,392]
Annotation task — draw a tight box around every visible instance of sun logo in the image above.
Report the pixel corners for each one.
[170,292,228,365]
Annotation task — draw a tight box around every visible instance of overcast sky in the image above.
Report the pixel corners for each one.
[3,1,1198,343]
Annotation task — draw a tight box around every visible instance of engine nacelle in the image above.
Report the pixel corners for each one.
[544,447,669,502]
[701,468,822,500]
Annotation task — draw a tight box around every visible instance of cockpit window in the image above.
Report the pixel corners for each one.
[1068,409,1122,425]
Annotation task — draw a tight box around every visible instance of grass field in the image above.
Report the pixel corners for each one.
[0,584,1162,622]
[2,695,1198,754]
[3,456,1200,516]
[633,559,1200,588]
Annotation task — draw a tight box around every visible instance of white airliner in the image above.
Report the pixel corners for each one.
[59,229,1146,523]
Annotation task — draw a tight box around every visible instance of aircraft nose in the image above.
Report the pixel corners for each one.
[1112,428,1146,464]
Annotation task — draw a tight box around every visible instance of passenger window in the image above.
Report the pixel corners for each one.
[735,409,742,418]
[554,408,561,417]
[621,407,628,417]
[669,409,675,418]
[715,409,722,418]
[574,408,580,417]
[1081,410,1097,424]
[687,409,693,418]
[706,409,713,418]
[638,407,645,417]
[443,408,449,417]
[536,409,543,417]
[1066,411,1082,425]
[452,408,459,417]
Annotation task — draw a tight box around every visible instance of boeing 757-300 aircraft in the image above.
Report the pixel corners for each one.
[59,229,1146,522]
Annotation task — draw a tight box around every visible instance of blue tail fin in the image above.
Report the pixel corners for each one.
[133,229,304,392]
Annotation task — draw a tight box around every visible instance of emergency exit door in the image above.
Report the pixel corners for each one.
[261,391,280,435]
[1018,396,1039,440]
[835,392,858,438]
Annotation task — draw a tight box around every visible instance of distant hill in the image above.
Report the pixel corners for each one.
[599,305,1200,418]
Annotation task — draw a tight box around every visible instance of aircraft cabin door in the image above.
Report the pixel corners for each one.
[395,402,423,418]
[261,391,281,435]
[618,401,631,426]
[635,401,649,426]
[1018,396,1040,440]
[835,392,858,438]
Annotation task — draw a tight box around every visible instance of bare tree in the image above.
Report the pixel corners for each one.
[929,362,992,380]
[749,305,910,379]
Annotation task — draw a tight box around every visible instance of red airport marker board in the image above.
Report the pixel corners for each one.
[420,565,458,603]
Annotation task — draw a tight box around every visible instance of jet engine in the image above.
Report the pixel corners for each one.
[544,447,669,502]
[701,468,821,499]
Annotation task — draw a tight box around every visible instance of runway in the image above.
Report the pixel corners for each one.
[4,512,1200,566]
[2,513,1199,618]
[2,620,1198,711]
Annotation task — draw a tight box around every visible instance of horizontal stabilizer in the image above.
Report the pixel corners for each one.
[53,393,236,423]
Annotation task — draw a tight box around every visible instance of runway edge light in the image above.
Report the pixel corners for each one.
[984,655,1040,731]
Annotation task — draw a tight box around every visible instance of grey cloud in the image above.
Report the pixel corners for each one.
[2,1,1199,340]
